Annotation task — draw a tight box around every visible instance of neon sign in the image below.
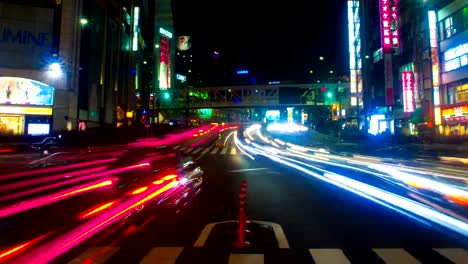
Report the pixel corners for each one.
[132,7,139,51]
[428,11,442,125]
[379,0,392,53]
[401,71,414,113]
[390,0,399,48]
[159,28,173,39]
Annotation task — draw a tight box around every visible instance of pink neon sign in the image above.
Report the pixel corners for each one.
[402,71,415,113]
[379,0,392,53]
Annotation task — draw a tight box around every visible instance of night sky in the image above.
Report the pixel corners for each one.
[172,0,348,85]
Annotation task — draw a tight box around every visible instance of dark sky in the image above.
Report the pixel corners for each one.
[172,0,348,85]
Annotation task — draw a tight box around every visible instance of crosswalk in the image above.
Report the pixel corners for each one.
[179,145,243,156]
[66,246,468,263]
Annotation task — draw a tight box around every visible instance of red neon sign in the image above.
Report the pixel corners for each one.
[402,71,414,113]
[379,0,392,53]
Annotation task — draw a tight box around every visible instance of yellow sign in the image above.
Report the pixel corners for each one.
[0,106,53,115]
[434,107,442,126]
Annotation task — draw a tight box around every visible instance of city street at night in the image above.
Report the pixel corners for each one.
[0,124,467,263]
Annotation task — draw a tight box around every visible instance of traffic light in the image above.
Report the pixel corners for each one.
[164,92,170,99]
[327,92,333,98]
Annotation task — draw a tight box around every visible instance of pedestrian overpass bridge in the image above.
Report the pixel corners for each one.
[158,82,349,110]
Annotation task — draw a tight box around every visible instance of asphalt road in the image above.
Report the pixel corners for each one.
[0,126,467,263]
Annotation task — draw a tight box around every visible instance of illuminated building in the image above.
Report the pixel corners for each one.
[0,0,76,135]
[436,1,468,137]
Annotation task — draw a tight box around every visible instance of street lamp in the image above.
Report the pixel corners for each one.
[329,70,334,74]
[47,62,63,79]
[319,56,325,61]
[80,18,88,25]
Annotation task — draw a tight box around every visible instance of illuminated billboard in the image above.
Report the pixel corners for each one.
[0,77,54,106]
[177,36,192,51]
[159,35,171,89]
[401,71,414,113]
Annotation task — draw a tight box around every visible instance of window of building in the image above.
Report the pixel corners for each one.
[444,16,456,38]
[455,83,468,103]
[448,86,455,104]
[439,6,468,40]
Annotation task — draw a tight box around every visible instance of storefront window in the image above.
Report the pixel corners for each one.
[455,84,468,103]
[0,115,24,135]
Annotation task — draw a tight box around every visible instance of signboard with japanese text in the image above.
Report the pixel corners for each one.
[401,71,414,113]
[379,0,392,53]
[390,0,399,49]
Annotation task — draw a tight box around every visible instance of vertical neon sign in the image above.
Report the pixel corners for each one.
[132,7,139,51]
[428,10,441,126]
[379,0,392,53]
[347,0,362,106]
[391,0,399,48]
[401,71,414,113]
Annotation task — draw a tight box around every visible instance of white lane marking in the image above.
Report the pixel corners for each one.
[174,145,181,149]
[254,221,290,249]
[210,147,220,154]
[230,147,237,155]
[139,247,183,264]
[434,248,468,264]
[309,249,350,264]
[228,254,264,264]
[179,147,187,151]
[194,223,216,247]
[221,147,228,155]
[228,168,269,173]
[373,248,420,264]
[68,247,120,264]
[194,220,289,248]
[191,148,203,154]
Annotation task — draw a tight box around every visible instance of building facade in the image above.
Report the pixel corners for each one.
[0,0,80,136]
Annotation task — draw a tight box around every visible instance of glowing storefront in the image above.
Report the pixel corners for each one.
[0,77,54,136]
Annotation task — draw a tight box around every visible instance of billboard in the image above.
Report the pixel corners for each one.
[401,71,414,113]
[0,3,54,69]
[177,36,192,51]
[0,77,54,106]
[159,35,171,89]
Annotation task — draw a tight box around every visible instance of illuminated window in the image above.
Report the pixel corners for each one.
[445,17,455,38]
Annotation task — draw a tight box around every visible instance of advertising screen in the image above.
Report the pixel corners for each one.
[27,123,50,135]
[177,36,192,51]
[0,77,54,106]
[159,36,171,89]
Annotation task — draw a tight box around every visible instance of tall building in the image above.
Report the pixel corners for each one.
[0,0,79,135]
[356,0,466,138]
[436,0,468,137]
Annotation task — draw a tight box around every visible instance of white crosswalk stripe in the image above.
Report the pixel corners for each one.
[211,147,220,154]
[220,146,229,155]
[67,247,120,264]
[309,249,350,264]
[373,248,420,264]
[64,246,466,264]
[434,248,468,264]
[228,253,264,264]
[200,147,212,155]
[139,247,183,264]
[191,148,203,154]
